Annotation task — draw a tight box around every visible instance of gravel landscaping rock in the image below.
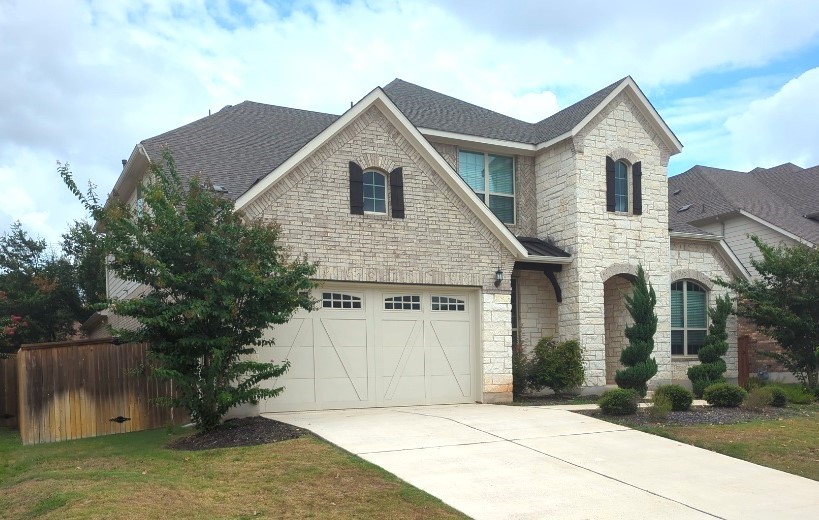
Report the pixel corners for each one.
[167,416,307,451]
[577,405,811,427]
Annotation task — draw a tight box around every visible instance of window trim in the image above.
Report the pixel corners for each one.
[458,149,516,225]
[671,280,708,357]
[321,292,364,310]
[363,169,388,215]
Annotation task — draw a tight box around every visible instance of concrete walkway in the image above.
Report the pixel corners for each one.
[266,404,819,520]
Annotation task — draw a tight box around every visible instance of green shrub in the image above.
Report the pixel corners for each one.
[512,344,530,398]
[744,387,773,411]
[654,385,694,411]
[703,383,748,407]
[598,389,639,415]
[614,266,658,397]
[687,295,732,397]
[528,337,584,394]
[769,387,787,407]
[648,392,672,421]
[767,383,815,404]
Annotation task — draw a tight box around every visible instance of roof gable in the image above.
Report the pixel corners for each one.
[234,87,529,258]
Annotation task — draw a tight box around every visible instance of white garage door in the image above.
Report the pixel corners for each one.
[257,283,479,412]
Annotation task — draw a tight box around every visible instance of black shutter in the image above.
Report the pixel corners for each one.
[390,167,405,218]
[349,161,364,215]
[605,156,615,212]
[632,161,643,215]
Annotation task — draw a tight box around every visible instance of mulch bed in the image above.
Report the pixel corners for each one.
[167,416,308,451]
[577,405,811,427]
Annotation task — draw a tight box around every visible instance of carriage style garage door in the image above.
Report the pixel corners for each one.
[258,284,479,412]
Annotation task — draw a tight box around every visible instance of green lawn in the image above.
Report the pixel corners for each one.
[638,403,819,481]
[0,426,466,519]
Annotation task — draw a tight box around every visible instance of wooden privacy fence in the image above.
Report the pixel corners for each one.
[1,354,17,428]
[16,338,187,445]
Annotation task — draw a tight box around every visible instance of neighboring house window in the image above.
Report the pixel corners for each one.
[605,157,643,215]
[671,280,707,356]
[614,161,628,212]
[135,185,144,217]
[364,170,387,213]
[458,150,515,224]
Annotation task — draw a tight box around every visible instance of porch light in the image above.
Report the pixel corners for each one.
[495,267,503,287]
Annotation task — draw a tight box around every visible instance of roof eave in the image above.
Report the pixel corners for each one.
[521,254,573,265]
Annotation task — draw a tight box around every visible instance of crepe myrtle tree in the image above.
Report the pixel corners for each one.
[717,236,819,389]
[60,150,317,431]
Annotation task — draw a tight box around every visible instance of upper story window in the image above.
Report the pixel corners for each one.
[614,161,628,212]
[364,171,387,214]
[458,150,515,224]
[606,157,643,215]
[671,280,707,356]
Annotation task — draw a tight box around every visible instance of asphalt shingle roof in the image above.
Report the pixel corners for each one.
[516,236,571,258]
[140,101,339,200]
[382,78,627,145]
[668,163,819,244]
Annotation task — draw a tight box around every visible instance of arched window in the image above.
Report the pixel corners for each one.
[363,170,387,214]
[671,280,708,356]
[614,160,629,212]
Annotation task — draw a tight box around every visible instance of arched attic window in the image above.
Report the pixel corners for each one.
[605,157,642,215]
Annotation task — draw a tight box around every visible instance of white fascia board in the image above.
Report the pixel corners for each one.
[738,210,814,247]
[109,144,151,203]
[669,231,723,241]
[418,128,537,155]
[234,88,529,258]
[521,254,573,265]
[717,240,752,281]
[559,78,683,155]
[534,131,573,151]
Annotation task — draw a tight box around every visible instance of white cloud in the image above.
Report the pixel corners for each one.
[1,0,818,243]
[725,67,819,169]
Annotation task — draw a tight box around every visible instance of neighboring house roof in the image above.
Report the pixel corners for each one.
[668,163,819,244]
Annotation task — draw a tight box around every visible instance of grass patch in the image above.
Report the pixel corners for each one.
[0,426,466,519]
[632,403,819,481]
[511,393,599,406]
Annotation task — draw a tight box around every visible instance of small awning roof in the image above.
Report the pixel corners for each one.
[516,236,570,258]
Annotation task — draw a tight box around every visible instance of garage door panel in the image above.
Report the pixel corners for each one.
[315,318,367,347]
[429,374,470,399]
[265,378,315,411]
[316,377,368,403]
[380,320,420,347]
[381,345,425,377]
[314,346,368,378]
[382,375,426,402]
[427,346,471,376]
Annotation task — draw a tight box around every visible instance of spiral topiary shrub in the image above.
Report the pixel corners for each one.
[598,388,639,415]
[654,384,694,411]
[703,383,747,407]
[614,266,658,397]
[687,295,733,397]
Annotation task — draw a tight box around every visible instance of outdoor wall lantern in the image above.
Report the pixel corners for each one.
[495,267,503,287]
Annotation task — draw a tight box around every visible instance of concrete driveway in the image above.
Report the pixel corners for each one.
[266,404,819,520]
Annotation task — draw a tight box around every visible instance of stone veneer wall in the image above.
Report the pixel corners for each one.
[535,91,672,387]
[603,276,633,384]
[669,240,738,383]
[242,105,517,402]
[515,270,558,352]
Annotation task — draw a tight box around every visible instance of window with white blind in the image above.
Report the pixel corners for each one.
[458,150,515,224]
[671,280,707,356]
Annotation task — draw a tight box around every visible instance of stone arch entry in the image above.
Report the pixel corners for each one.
[603,269,637,384]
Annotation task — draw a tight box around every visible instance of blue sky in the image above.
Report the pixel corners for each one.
[1,0,818,244]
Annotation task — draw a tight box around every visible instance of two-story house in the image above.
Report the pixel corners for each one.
[89,76,749,412]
